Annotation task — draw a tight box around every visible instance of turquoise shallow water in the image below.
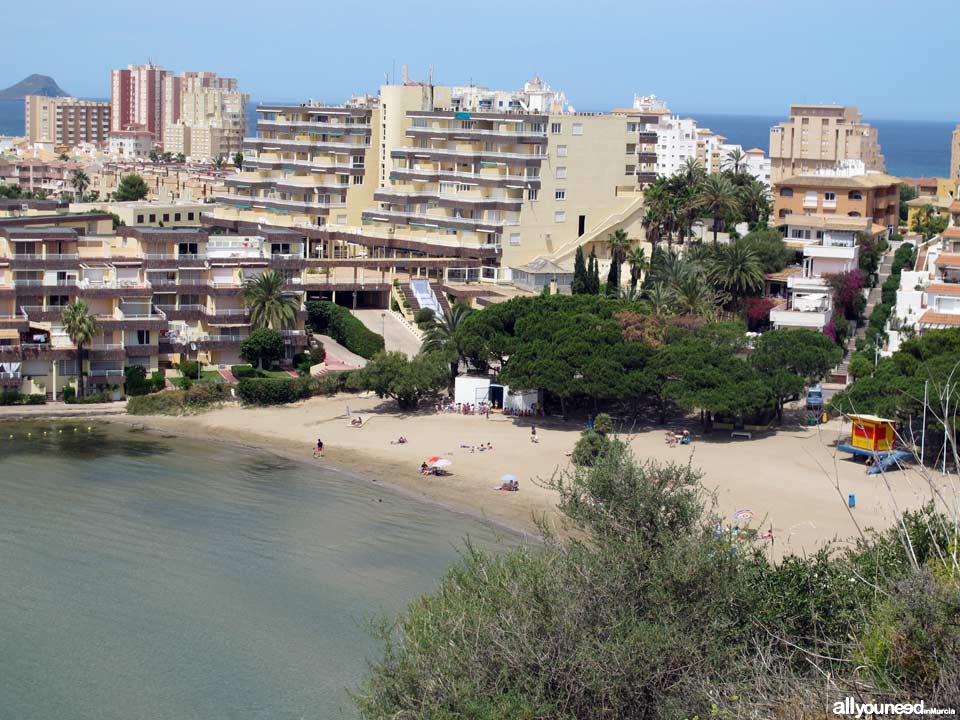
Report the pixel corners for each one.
[0,422,510,719]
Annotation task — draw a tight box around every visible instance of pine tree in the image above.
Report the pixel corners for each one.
[571,246,588,294]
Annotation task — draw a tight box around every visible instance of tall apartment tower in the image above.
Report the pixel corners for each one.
[162,72,248,160]
[950,125,960,181]
[110,64,171,143]
[24,96,111,147]
[769,104,885,183]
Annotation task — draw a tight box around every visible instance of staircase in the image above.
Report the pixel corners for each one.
[400,284,421,313]
[834,252,895,381]
[410,278,442,314]
[434,286,452,315]
[546,195,646,264]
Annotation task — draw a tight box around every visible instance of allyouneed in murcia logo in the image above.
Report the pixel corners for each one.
[833,697,957,717]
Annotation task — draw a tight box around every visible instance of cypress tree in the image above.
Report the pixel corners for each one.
[587,248,600,294]
[571,246,587,294]
[606,255,620,296]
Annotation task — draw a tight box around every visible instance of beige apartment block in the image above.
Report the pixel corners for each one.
[773,172,900,231]
[162,73,247,160]
[24,96,111,147]
[769,105,885,183]
[211,82,659,278]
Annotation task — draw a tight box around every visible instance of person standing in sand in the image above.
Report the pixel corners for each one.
[314,439,324,458]
[530,425,538,443]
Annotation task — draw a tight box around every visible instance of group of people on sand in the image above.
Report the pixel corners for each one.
[419,462,448,477]
[349,416,364,427]
[461,442,494,453]
[495,479,519,492]
[665,429,691,447]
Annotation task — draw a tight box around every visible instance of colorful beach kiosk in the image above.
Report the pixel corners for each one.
[838,414,912,474]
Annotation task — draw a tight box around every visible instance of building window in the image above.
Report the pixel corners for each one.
[174,213,181,221]
[780,188,793,197]
[554,211,566,223]
[351,156,364,168]
[572,123,583,136]
[412,118,427,128]
[136,214,144,223]
[550,122,561,134]
[136,329,151,345]
[555,189,566,201]
[849,191,863,200]
[509,232,521,246]
[162,213,170,222]
[149,214,156,223]
[352,175,363,185]
[527,188,538,201]
[824,192,836,202]
[556,166,567,180]
[556,144,568,158]
[187,212,195,220]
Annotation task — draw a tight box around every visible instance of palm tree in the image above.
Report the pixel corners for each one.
[62,301,99,400]
[672,273,718,319]
[212,155,226,170]
[233,152,244,170]
[641,206,664,257]
[722,148,747,176]
[626,246,648,290]
[739,180,771,228]
[422,302,475,387]
[242,270,298,330]
[706,242,764,306]
[696,175,741,245]
[641,282,675,316]
[70,169,90,200]
[604,229,633,295]
[679,158,706,186]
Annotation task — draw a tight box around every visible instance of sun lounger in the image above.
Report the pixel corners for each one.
[731,430,752,440]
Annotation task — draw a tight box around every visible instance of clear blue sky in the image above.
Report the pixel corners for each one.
[5,0,956,121]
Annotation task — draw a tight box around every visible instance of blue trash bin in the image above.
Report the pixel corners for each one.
[848,494,856,509]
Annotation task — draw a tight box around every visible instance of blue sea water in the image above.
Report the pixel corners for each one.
[1,98,953,179]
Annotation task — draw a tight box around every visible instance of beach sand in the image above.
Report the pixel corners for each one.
[109,394,952,558]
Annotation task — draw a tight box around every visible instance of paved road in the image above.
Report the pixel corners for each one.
[351,309,423,357]
[316,334,367,367]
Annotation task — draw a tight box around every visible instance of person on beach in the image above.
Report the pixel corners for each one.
[420,462,429,475]
[530,426,538,443]
[313,439,324,458]
[391,436,408,445]
[350,416,363,427]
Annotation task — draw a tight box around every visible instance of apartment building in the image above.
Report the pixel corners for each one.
[951,125,960,182]
[107,128,155,158]
[211,79,661,277]
[0,216,309,399]
[769,105,885,184]
[773,170,900,231]
[0,158,81,197]
[111,64,172,143]
[163,72,248,160]
[768,214,875,331]
[24,96,111,148]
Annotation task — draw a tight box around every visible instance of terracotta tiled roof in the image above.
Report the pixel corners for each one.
[949,201,960,213]
[942,227,960,238]
[934,253,960,267]
[919,309,960,327]
[926,283,960,296]
[765,267,802,282]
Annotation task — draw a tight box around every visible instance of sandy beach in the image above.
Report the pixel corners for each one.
[106,394,953,557]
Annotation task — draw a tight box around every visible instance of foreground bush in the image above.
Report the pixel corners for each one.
[352,350,448,409]
[127,384,229,415]
[356,444,960,718]
[306,300,384,359]
[0,391,45,405]
[236,377,312,405]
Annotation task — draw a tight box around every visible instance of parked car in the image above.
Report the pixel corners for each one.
[805,384,823,410]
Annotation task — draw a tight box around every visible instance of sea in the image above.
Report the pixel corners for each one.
[0,421,511,720]
[1,98,953,178]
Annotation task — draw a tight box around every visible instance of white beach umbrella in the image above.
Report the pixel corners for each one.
[500,474,517,482]
[430,458,452,468]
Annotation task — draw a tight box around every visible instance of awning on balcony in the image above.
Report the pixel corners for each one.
[0,329,19,339]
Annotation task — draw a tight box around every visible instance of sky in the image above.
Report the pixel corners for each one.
[3,0,957,121]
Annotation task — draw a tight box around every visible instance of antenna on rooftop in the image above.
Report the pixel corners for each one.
[401,64,408,84]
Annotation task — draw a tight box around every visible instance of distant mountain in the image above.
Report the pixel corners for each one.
[0,74,69,101]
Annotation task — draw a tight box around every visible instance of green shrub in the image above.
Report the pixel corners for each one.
[305,300,384,359]
[571,429,613,466]
[150,371,166,392]
[231,364,263,379]
[124,365,155,396]
[74,391,112,404]
[0,390,21,405]
[127,383,230,415]
[414,307,435,325]
[62,386,76,403]
[178,360,201,379]
[314,370,358,396]
[24,393,46,405]
[236,377,313,405]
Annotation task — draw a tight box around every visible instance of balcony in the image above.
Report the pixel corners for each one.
[802,197,819,209]
[88,368,124,379]
[389,167,540,188]
[362,208,517,232]
[406,126,546,143]
[391,146,543,163]
[256,119,371,133]
[769,303,832,330]
[244,136,369,153]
